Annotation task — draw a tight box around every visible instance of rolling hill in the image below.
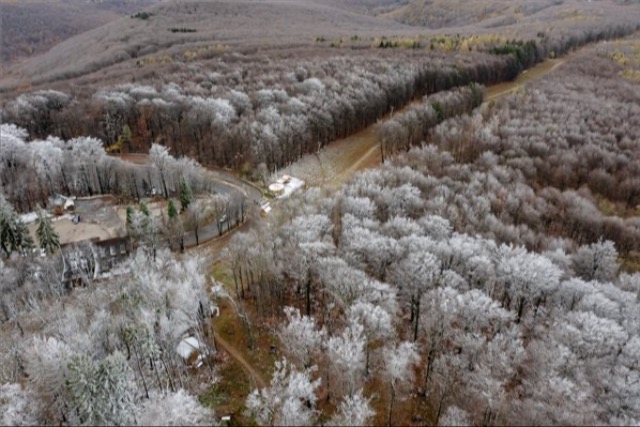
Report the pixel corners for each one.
[0,0,160,65]
[0,0,419,90]
[0,0,638,94]
[381,0,639,29]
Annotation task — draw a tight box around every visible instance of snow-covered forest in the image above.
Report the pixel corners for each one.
[225,40,640,425]
[1,249,219,425]
[3,19,637,175]
[0,124,212,212]
[1,3,640,425]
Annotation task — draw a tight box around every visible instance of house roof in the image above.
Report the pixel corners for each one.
[176,336,201,360]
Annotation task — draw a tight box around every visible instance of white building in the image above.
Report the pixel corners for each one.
[175,336,207,368]
[268,175,305,199]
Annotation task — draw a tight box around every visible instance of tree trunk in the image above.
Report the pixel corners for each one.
[424,346,435,390]
[365,345,371,377]
[413,298,421,342]
[516,297,526,324]
[161,357,175,392]
[133,344,150,399]
[387,386,396,427]
[305,276,311,316]
[160,172,169,199]
[434,388,447,426]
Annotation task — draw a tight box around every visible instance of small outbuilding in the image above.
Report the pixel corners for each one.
[63,198,75,211]
[268,175,305,199]
[260,201,272,217]
[176,336,207,368]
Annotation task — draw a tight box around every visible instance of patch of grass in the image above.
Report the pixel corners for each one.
[620,68,640,81]
[594,194,640,218]
[200,357,256,426]
[621,251,640,274]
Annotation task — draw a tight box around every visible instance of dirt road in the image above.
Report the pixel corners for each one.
[485,55,569,101]
[213,331,267,389]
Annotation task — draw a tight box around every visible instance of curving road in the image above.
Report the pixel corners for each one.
[115,153,263,250]
[181,167,262,249]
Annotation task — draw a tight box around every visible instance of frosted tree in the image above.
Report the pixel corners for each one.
[23,337,75,424]
[128,205,152,250]
[212,193,232,235]
[347,300,394,375]
[496,245,561,323]
[0,383,38,426]
[328,389,375,427]
[383,341,420,427]
[573,240,620,283]
[341,225,399,281]
[65,137,104,195]
[389,249,440,341]
[246,358,320,426]
[36,208,60,254]
[278,307,325,369]
[0,195,34,256]
[150,143,173,198]
[66,352,137,426]
[31,139,64,190]
[137,389,214,426]
[326,321,366,400]
[186,199,214,246]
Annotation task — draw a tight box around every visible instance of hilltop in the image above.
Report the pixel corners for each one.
[0,0,160,65]
[0,0,417,91]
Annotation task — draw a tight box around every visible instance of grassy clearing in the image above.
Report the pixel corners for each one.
[200,356,254,425]
[621,251,640,274]
[594,194,640,218]
[592,195,640,274]
[202,259,280,424]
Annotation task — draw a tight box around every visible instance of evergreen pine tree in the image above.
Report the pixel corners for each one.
[36,209,60,254]
[0,196,35,256]
[0,209,20,256]
[180,180,192,213]
[125,205,134,230]
[15,218,35,252]
[167,199,178,220]
[139,202,150,217]
[66,352,136,426]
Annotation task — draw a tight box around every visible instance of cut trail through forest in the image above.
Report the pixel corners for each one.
[283,50,576,188]
[213,331,267,389]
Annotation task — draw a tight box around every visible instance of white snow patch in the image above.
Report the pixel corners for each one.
[19,212,39,224]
